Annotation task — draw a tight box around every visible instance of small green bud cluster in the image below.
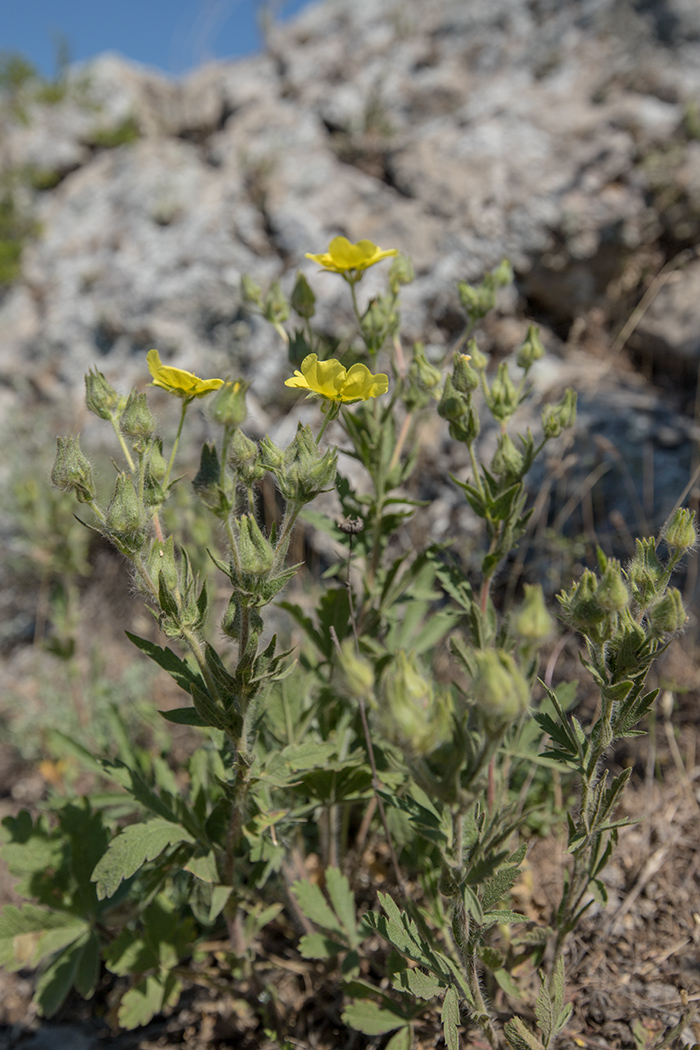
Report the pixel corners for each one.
[541,389,577,439]
[457,259,512,324]
[261,423,337,503]
[491,432,524,482]
[438,366,480,445]
[485,362,520,424]
[557,561,628,640]
[516,324,545,372]
[405,343,443,410]
[661,507,697,554]
[388,253,414,295]
[361,293,399,355]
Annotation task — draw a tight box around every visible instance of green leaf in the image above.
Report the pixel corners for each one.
[35,934,90,1017]
[481,909,527,929]
[441,986,460,1050]
[125,632,202,693]
[0,904,87,970]
[190,683,229,731]
[92,818,196,900]
[393,967,443,1000]
[298,932,346,959]
[505,1017,546,1050]
[118,972,181,1030]
[385,1026,413,1050]
[159,706,207,727]
[325,867,356,943]
[342,999,409,1036]
[292,879,343,937]
[208,884,233,922]
[185,850,219,883]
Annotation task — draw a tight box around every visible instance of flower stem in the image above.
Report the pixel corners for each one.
[163,398,191,491]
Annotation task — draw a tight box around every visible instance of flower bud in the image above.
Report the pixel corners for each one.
[105,473,146,552]
[211,380,249,429]
[120,390,156,452]
[148,439,167,482]
[596,559,629,612]
[382,651,452,755]
[388,253,414,294]
[51,435,96,504]
[259,434,285,472]
[288,329,312,368]
[661,507,697,553]
[647,588,687,637]
[607,610,648,675]
[458,279,495,321]
[452,352,479,394]
[85,368,122,421]
[235,514,274,577]
[406,342,442,408]
[492,259,513,288]
[512,584,553,642]
[290,272,316,319]
[516,324,545,371]
[141,535,179,594]
[232,429,265,484]
[491,432,524,481]
[276,423,337,502]
[471,650,529,728]
[361,294,397,354]
[542,389,577,439]
[626,538,666,609]
[486,362,519,423]
[262,280,289,326]
[240,273,262,306]
[557,570,606,632]
[338,638,374,698]
[468,341,489,371]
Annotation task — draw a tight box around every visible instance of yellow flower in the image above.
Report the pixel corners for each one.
[146,349,224,399]
[285,354,388,403]
[306,236,398,277]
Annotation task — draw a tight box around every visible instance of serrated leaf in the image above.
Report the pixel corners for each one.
[125,632,201,693]
[481,909,527,929]
[92,819,195,900]
[118,972,181,1030]
[208,885,233,922]
[504,1016,545,1050]
[292,879,343,937]
[35,935,89,1017]
[298,932,346,959]
[441,985,460,1050]
[190,683,229,731]
[325,867,356,942]
[385,1026,413,1050]
[342,999,409,1036]
[185,850,219,883]
[0,904,87,970]
[393,967,444,1000]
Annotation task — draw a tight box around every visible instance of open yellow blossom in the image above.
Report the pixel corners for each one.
[285,353,388,403]
[147,349,224,399]
[306,236,398,277]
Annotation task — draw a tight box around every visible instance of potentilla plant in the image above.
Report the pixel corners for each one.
[0,236,694,1048]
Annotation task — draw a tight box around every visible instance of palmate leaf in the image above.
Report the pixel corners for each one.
[34,929,99,1017]
[0,903,88,970]
[342,999,412,1036]
[118,971,182,1030]
[92,818,196,900]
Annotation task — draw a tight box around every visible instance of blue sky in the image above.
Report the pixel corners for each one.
[1,0,316,78]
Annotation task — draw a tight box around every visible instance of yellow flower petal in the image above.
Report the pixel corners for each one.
[306,236,398,276]
[285,353,388,403]
[147,349,224,399]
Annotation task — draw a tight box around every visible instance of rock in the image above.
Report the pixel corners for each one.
[631,255,700,388]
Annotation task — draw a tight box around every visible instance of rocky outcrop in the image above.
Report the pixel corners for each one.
[1,0,700,403]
